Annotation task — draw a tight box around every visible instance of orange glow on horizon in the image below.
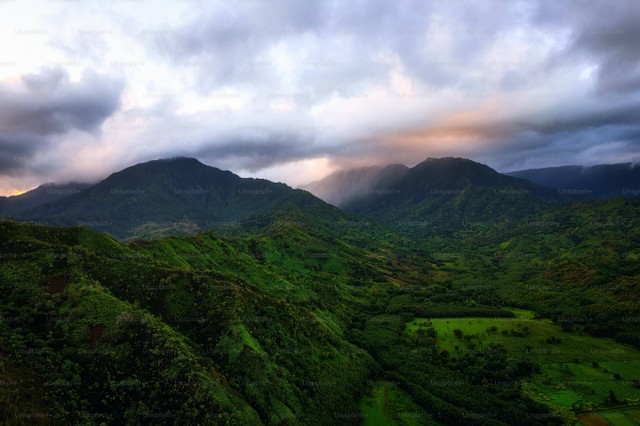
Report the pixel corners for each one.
[376,101,511,155]
[0,188,29,197]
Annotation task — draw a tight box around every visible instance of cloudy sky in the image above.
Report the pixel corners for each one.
[1,0,639,195]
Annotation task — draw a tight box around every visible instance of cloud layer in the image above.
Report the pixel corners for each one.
[0,68,122,177]
[0,0,639,193]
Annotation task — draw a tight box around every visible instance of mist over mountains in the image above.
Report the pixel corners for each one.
[303,159,640,207]
[301,164,409,208]
[5,156,639,241]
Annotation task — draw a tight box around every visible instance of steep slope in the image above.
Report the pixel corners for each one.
[507,163,640,199]
[343,157,557,237]
[15,157,332,240]
[0,220,378,425]
[0,222,261,424]
[0,212,563,425]
[301,163,409,207]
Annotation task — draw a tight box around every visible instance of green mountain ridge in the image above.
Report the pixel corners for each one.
[0,219,379,425]
[14,157,328,241]
[343,157,558,237]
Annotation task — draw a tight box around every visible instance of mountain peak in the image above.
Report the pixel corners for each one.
[155,156,202,164]
[107,156,230,183]
[413,157,492,170]
[20,156,327,240]
[135,157,207,168]
[403,157,504,191]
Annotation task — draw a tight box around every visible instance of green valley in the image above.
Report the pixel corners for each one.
[1,158,639,425]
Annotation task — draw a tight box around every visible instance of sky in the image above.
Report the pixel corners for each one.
[0,0,639,195]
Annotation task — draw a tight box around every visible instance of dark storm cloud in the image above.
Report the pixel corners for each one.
[535,0,640,96]
[573,11,640,96]
[0,68,122,135]
[505,96,640,169]
[153,0,549,98]
[471,108,640,172]
[153,1,426,96]
[0,134,42,174]
[517,100,640,135]
[185,127,344,172]
[0,68,123,176]
[194,137,305,171]
[484,125,640,173]
[3,0,640,190]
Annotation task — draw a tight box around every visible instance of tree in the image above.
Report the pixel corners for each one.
[486,325,498,334]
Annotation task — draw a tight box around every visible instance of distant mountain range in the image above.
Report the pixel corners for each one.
[334,157,557,235]
[3,156,639,240]
[0,182,91,215]
[5,157,336,240]
[304,161,640,207]
[506,163,640,198]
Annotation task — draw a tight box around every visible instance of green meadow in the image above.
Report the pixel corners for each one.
[578,407,640,426]
[407,310,639,363]
[406,309,640,419]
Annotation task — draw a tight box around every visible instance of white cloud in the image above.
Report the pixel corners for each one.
[0,0,639,194]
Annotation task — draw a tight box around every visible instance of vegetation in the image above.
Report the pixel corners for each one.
[1,157,639,425]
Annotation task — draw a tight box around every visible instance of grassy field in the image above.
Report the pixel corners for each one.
[579,406,640,425]
[535,362,640,409]
[406,309,640,417]
[406,310,640,363]
[359,382,439,426]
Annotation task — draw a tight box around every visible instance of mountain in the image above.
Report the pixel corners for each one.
[301,164,409,207]
[0,182,91,215]
[0,219,379,425]
[507,163,640,199]
[0,213,562,425]
[471,197,640,346]
[4,165,639,423]
[6,157,563,241]
[3,157,640,424]
[341,157,558,236]
[11,157,338,240]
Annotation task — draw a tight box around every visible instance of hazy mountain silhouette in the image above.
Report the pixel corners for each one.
[340,157,557,235]
[507,163,640,198]
[0,182,91,215]
[301,164,408,207]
